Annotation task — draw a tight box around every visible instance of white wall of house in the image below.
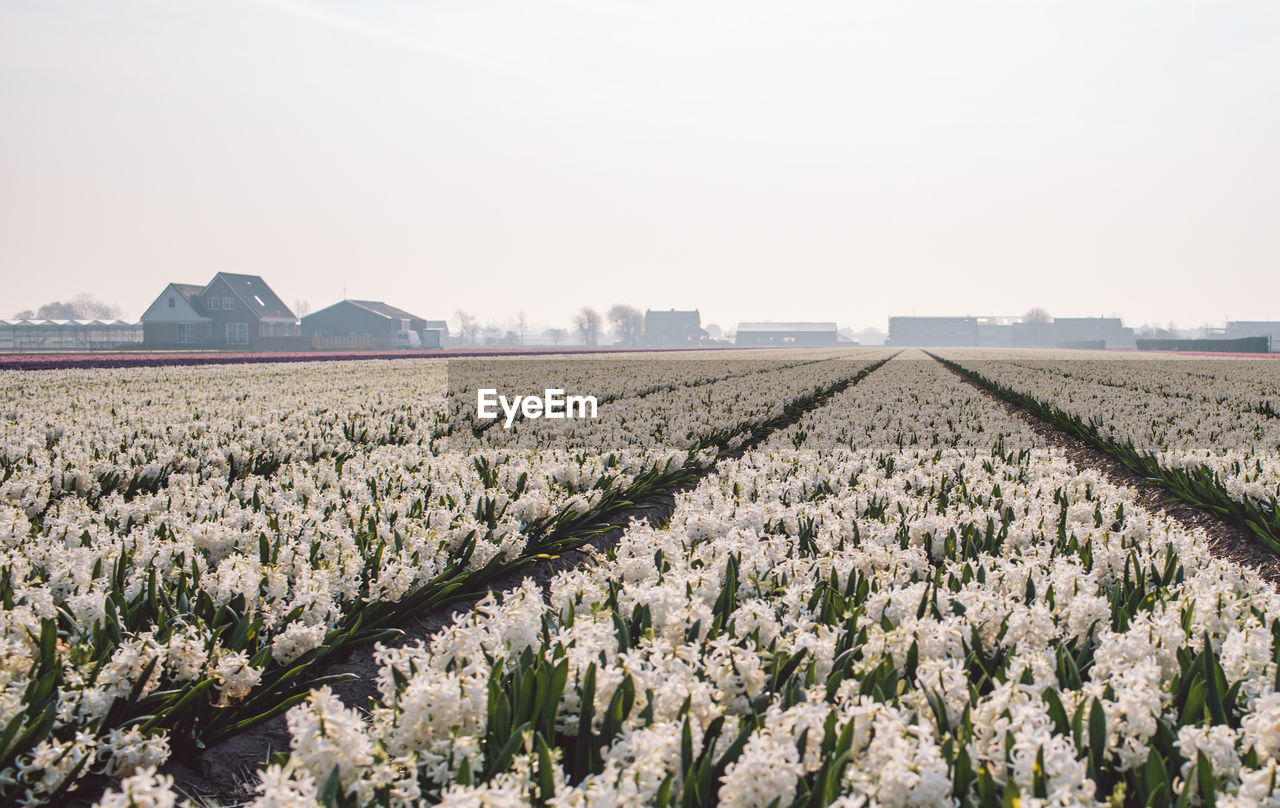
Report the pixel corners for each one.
[140,285,204,323]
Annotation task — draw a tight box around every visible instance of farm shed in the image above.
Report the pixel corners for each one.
[734,322,838,346]
[302,300,428,350]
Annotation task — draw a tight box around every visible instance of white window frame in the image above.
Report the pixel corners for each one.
[176,323,195,344]
[225,322,249,345]
[223,296,234,310]
[208,297,220,311]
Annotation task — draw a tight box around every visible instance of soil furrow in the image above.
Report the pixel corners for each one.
[93,357,894,807]
[932,356,1280,587]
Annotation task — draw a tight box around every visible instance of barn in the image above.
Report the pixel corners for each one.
[301,300,428,349]
[734,322,839,346]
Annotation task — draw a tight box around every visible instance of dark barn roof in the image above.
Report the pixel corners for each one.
[645,309,702,326]
[347,300,424,321]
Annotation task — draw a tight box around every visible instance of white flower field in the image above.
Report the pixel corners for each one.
[7,349,1280,807]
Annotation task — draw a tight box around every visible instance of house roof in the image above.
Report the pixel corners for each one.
[424,320,449,333]
[645,309,702,326]
[346,299,423,321]
[170,283,204,303]
[213,273,296,321]
[736,322,838,332]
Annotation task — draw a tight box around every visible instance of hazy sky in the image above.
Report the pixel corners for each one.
[2,0,1278,332]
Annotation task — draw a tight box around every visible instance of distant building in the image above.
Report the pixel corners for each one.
[0,319,142,351]
[1052,317,1134,349]
[1138,336,1270,353]
[890,315,1135,349]
[1226,321,1280,351]
[644,309,707,346]
[141,273,299,349]
[423,320,450,349]
[302,300,429,350]
[888,317,979,346]
[735,322,839,346]
[1010,320,1055,348]
[976,317,1016,347]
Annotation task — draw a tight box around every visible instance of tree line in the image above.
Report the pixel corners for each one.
[13,294,123,320]
[452,304,645,347]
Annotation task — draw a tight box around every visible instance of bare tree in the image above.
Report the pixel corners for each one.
[1023,307,1052,323]
[855,327,887,346]
[295,299,311,318]
[13,310,34,319]
[1137,323,1178,339]
[25,294,122,320]
[516,311,528,346]
[70,293,122,319]
[546,328,567,347]
[455,310,476,345]
[36,301,78,319]
[573,307,602,347]
[607,304,644,346]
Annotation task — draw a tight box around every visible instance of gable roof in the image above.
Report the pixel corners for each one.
[171,283,204,302]
[140,283,207,323]
[211,273,296,321]
[346,299,423,321]
[645,309,702,326]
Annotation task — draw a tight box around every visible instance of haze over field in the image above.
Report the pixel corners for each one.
[2,1,1278,329]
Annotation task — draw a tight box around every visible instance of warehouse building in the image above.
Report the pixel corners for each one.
[1052,317,1134,349]
[888,317,980,346]
[301,300,430,349]
[890,315,1135,349]
[1226,321,1280,351]
[735,322,839,346]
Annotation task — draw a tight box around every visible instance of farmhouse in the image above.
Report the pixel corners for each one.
[735,322,839,346]
[644,309,707,346]
[302,300,430,349]
[140,274,299,349]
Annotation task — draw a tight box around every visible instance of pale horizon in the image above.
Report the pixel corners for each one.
[2,0,1277,332]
